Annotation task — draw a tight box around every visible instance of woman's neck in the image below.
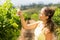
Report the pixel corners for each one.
[41,20,47,25]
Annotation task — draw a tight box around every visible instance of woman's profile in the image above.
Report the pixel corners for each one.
[17,7,57,40]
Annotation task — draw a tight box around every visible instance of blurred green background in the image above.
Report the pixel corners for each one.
[0,0,60,40]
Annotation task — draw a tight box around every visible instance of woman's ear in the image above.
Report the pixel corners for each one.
[46,16,49,19]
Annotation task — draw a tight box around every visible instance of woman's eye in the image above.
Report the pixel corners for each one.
[40,14,42,16]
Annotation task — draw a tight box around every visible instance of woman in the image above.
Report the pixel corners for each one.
[17,7,57,40]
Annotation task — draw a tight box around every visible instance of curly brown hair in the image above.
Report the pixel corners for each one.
[42,7,56,32]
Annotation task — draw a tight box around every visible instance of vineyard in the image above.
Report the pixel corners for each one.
[0,0,60,40]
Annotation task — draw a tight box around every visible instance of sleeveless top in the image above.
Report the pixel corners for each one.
[34,21,45,40]
[34,21,57,40]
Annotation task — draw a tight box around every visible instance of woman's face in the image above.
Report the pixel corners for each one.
[39,9,48,21]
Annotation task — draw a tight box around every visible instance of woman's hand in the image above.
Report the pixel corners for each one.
[17,9,22,16]
[17,9,28,29]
